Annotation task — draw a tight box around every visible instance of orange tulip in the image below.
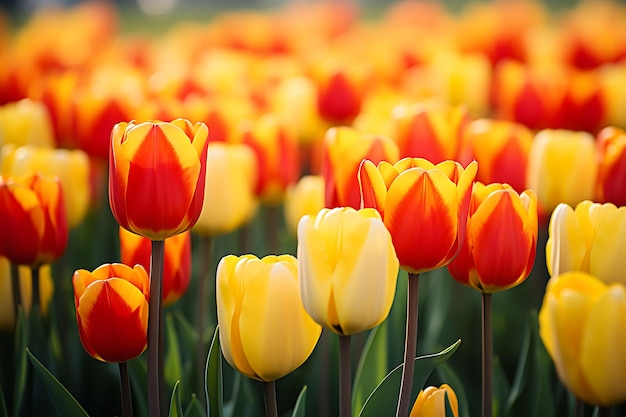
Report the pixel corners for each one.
[322,126,399,209]
[119,227,191,306]
[0,173,67,266]
[73,263,149,363]
[108,118,209,241]
[596,126,626,207]
[464,119,532,193]
[359,157,477,273]
[447,183,538,292]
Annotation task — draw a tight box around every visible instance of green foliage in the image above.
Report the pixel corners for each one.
[291,386,307,417]
[165,314,184,393]
[352,321,389,415]
[12,309,28,417]
[169,380,184,417]
[206,326,223,417]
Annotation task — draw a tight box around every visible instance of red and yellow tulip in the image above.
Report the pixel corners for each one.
[0,173,67,266]
[119,227,191,306]
[73,263,149,363]
[359,157,477,274]
[108,118,209,241]
[596,126,626,207]
[216,254,321,382]
[447,183,538,293]
[297,207,399,335]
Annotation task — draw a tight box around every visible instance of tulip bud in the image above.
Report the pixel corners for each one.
[284,175,325,236]
[0,99,55,148]
[410,384,459,417]
[297,207,399,335]
[216,254,321,382]
[73,263,150,363]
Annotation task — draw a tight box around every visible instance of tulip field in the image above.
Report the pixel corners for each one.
[2,1,626,417]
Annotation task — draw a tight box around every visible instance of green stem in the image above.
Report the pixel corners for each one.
[263,380,278,417]
[482,292,493,417]
[339,335,352,417]
[30,265,40,315]
[148,240,165,417]
[119,362,133,417]
[196,236,213,404]
[574,398,584,417]
[396,273,420,417]
[11,263,21,321]
[598,406,611,417]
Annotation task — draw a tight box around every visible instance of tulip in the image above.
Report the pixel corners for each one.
[0,99,55,148]
[108,118,209,241]
[216,254,321,382]
[410,384,459,417]
[1,144,91,227]
[73,263,150,363]
[546,201,626,285]
[297,207,399,335]
[596,126,626,207]
[0,173,68,266]
[284,175,325,236]
[359,157,477,274]
[526,129,597,221]
[0,257,54,331]
[323,126,399,210]
[448,183,538,293]
[538,271,626,407]
[119,227,191,306]
[239,113,300,205]
[193,142,258,237]
[463,119,532,193]
[391,102,471,163]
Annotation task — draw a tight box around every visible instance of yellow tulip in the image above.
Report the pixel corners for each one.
[284,175,325,236]
[0,256,54,331]
[193,142,259,236]
[539,272,626,407]
[297,207,399,335]
[0,99,55,148]
[526,129,597,220]
[216,254,321,382]
[410,384,459,417]
[1,144,91,227]
[546,201,626,285]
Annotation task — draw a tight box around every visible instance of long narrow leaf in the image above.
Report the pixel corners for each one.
[352,322,388,415]
[13,308,28,417]
[358,340,461,417]
[186,395,206,417]
[26,349,89,417]
[0,384,9,417]
[205,326,223,417]
[165,314,183,392]
[169,381,184,417]
[291,386,307,417]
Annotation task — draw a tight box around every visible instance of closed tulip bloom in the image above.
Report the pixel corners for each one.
[596,126,626,207]
[359,158,477,274]
[193,142,258,237]
[526,129,597,220]
[73,263,150,363]
[539,272,626,407]
[216,254,321,382]
[464,119,533,193]
[410,384,459,417]
[0,173,68,266]
[448,183,538,293]
[322,126,399,209]
[119,227,191,306]
[0,99,55,148]
[108,118,209,241]
[546,201,626,285]
[284,175,325,236]
[297,207,399,335]
[1,144,91,227]
[0,257,54,331]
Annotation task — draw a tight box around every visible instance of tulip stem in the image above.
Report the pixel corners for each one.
[263,380,278,417]
[31,265,40,314]
[148,239,165,417]
[396,272,420,417]
[482,292,493,417]
[119,362,133,417]
[196,236,213,404]
[598,407,611,417]
[11,263,21,319]
[574,398,585,417]
[339,335,352,417]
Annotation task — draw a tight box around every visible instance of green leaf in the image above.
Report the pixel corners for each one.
[26,349,89,417]
[185,394,206,417]
[436,362,469,417]
[493,357,510,417]
[0,384,9,417]
[291,386,307,417]
[505,311,555,417]
[128,357,148,417]
[13,308,28,417]
[444,391,455,417]
[206,326,223,417]
[352,322,388,415]
[358,339,461,417]
[165,314,184,391]
[169,380,184,417]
